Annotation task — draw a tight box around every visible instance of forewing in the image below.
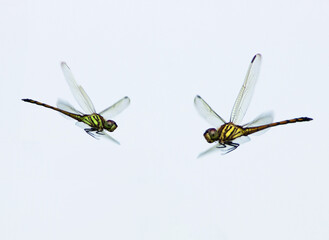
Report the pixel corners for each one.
[61,62,96,114]
[230,54,262,124]
[243,112,274,136]
[98,131,120,145]
[99,96,130,120]
[197,136,251,158]
[197,143,226,158]
[194,95,226,128]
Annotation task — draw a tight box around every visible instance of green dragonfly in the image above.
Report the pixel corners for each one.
[22,62,130,144]
[194,54,312,157]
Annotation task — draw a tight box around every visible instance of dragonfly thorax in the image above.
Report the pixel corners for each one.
[81,114,117,132]
[218,122,245,144]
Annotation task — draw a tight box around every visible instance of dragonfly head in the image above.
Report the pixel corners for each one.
[104,120,118,132]
[204,128,219,143]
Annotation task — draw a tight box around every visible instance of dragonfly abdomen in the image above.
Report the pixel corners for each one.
[244,117,313,136]
[22,98,83,121]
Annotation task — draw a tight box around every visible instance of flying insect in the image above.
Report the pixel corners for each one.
[194,54,312,157]
[22,62,130,144]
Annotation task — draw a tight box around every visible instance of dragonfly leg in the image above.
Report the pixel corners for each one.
[85,128,95,133]
[223,142,240,154]
[216,144,226,149]
[84,128,100,139]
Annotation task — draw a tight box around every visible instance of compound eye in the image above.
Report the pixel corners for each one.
[209,129,217,138]
[106,120,118,132]
[203,128,218,143]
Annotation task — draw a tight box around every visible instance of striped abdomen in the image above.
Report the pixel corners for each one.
[22,98,83,121]
[244,117,313,136]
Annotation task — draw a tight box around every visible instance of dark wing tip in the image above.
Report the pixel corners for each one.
[251,53,262,63]
[60,61,70,69]
[194,95,201,103]
[124,96,131,104]
[121,96,131,104]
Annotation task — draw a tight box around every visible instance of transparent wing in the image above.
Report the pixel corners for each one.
[230,54,262,124]
[194,95,226,128]
[57,99,83,116]
[99,96,130,120]
[75,122,120,144]
[98,131,120,145]
[75,121,92,129]
[197,144,225,158]
[243,112,273,127]
[61,62,96,114]
[243,112,274,136]
[197,143,238,158]
[197,136,250,158]
[232,135,251,145]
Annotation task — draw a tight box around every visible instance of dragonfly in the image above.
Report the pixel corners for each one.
[194,54,313,157]
[22,62,130,144]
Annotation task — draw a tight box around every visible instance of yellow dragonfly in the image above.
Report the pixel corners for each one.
[22,62,130,144]
[194,54,312,157]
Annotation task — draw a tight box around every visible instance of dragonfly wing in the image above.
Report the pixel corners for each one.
[61,62,96,114]
[75,121,94,131]
[198,136,251,158]
[232,135,251,145]
[97,131,120,145]
[57,99,83,117]
[197,144,226,158]
[99,96,130,120]
[243,112,274,136]
[194,95,226,128]
[243,112,273,127]
[230,54,262,125]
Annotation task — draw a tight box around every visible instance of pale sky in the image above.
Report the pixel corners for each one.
[1,0,329,239]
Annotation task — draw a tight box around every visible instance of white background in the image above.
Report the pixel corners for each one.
[1,0,329,239]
